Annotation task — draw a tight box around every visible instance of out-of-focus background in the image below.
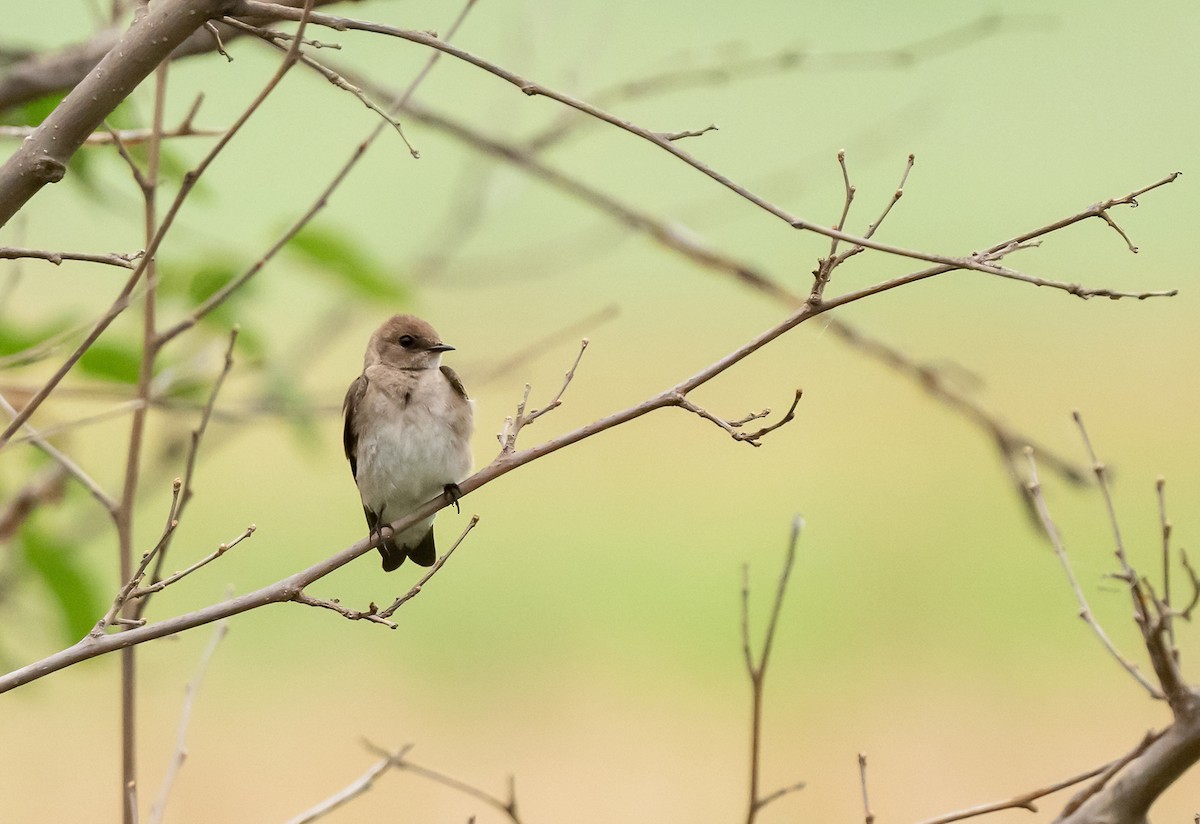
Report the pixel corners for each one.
[1,1,1197,821]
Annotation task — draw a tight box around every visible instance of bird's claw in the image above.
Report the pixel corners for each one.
[443,483,463,514]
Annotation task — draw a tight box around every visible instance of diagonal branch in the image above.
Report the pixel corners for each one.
[0,0,236,228]
[233,1,1178,296]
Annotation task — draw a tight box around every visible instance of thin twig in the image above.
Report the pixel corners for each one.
[149,614,230,824]
[524,14,1048,151]
[222,17,418,156]
[292,515,480,629]
[1157,477,1176,658]
[1024,447,1164,699]
[232,2,1178,300]
[155,0,475,347]
[910,740,1147,824]
[675,390,801,447]
[134,328,239,621]
[0,0,319,451]
[131,524,256,599]
[0,246,139,268]
[743,516,805,823]
[1069,413,1193,712]
[360,740,524,824]
[859,753,875,824]
[284,745,414,824]
[468,304,618,386]
[498,340,588,453]
[0,390,119,514]
[1057,728,1164,819]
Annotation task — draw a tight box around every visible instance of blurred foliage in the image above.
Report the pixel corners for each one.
[285,222,408,301]
[77,339,141,384]
[18,516,103,644]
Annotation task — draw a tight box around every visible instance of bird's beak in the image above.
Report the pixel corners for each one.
[428,343,455,353]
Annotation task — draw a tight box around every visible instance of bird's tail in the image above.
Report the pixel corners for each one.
[377,528,436,571]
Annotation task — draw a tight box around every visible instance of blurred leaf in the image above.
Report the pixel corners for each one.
[19,521,103,644]
[285,224,406,301]
[78,340,142,384]
[187,261,242,304]
[166,258,255,330]
[0,317,73,359]
[0,91,65,126]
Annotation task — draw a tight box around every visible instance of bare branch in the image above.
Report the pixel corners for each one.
[377,515,479,619]
[913,734,1159,824]
[498,340,588,453]
[859,753,875,824]
[233,1,1174,297]
[222,17,418,156]
[291,592,398,629]
[1071,413,1193,711]
[155,0,476,348]
[0,0,235,228]
[284,744,415,824]
[0,0,319,451]
[0,246,140,269]
[676,390,801,447]
[744,517,805,823]
[358,741,524,824]
[292,515,480,630]
[656,123,718,141]
[0,390,119,514]
[1023,447,1164,700]
[0,465,67,541]
[524,14,1049,151]
[130,525,256,601]
[134,328,240,621]
[148,615,230,824]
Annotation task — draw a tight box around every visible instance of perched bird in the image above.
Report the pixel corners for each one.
[343,315,473,570]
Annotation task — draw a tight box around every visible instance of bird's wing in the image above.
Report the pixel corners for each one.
[342,373,369,478]
[440,365,469,400]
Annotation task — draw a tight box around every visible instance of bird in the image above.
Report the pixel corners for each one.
[342,315,474,570]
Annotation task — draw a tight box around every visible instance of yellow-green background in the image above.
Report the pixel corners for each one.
[3,0,1199,821]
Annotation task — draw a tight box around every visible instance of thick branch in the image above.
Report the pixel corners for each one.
[1055,718,1200,824]
[0,0,351,114]
[0,0,237,228]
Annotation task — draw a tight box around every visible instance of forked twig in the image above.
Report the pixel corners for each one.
[1024,446,1164,700]
[292,515,480,630]
[742,516,806,823]
[912,731,1161,824]
[498,339,588,453]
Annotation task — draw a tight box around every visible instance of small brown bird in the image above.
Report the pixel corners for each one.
[343,315,474,570]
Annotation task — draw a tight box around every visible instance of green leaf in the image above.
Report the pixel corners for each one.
[19,521,103,644]
[187,261,242,304]
[78,340,142,384]
[1,92,66,127]
[285,224,407,301]
[0,317,72,359]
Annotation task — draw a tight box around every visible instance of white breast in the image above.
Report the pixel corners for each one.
[354,367,473,545]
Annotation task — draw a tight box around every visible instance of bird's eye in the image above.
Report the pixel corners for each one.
[398,335,415,348]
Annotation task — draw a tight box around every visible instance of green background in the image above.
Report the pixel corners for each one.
[2,0,1198,821]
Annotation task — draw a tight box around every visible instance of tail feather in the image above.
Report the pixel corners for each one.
[378,538,405,572]
[408,528,437,567]
[377,528,436,571]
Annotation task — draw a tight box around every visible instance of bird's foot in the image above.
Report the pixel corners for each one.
[443,483,463,514]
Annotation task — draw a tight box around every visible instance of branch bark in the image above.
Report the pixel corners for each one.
[0,0,236,228]
[0,0,352,114]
